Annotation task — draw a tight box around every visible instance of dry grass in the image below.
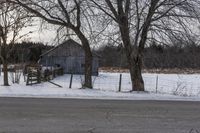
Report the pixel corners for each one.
[99,67,200,74]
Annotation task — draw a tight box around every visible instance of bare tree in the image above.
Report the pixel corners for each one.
[8,0,99,88]
[91,0,200,91]
[0,1,30,86]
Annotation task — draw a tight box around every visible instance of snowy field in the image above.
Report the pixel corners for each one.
[0,72,200,101]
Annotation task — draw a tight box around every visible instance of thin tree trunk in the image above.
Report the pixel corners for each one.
[3,60,9,86]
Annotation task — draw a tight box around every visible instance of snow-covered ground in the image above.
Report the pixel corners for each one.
[0,72,200,101]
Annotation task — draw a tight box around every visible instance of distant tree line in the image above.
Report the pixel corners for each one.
[4,42,53,64]
[7,40,200,70]
[97,42,200,69]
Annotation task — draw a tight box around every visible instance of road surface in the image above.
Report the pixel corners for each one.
[0,97,199,133]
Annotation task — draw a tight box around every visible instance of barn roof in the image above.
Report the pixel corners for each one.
[40,39,100,57]
[40,39,81,57]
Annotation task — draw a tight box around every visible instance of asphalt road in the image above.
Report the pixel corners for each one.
[0,97,200,133]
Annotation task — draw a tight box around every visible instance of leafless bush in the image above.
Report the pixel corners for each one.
[189,128,200,133]
[173,81,188,96]
[10,70,22,84]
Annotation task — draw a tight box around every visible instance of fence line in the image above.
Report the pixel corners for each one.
[69,73,200,96]
[2,72,200,97]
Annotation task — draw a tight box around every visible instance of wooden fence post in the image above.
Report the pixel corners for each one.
[119,74,122,92]
[156,75,158,93]
[69,74,73,88]
[0,65,1,76]
[30,71,32,86]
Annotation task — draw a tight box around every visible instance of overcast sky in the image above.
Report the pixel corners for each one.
[19,20,57,45]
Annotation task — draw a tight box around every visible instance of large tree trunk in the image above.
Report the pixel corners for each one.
[3,60,9,86]
[74,28,93,89]
[84,52,93,88]
[122,44,145,91]
[129,55,144,91]
[118,15,145,91]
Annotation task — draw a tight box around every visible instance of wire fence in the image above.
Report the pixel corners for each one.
[2,71,200,97]
[55,72,200,97]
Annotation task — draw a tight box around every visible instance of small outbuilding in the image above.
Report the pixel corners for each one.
[39,39,99,76]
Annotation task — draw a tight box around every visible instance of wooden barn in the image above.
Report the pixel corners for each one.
[39,39,99,76]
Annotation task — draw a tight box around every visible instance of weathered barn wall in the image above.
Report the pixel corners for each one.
[39,39,99,76]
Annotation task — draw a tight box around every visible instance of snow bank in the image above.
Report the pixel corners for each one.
[0,72,200,101]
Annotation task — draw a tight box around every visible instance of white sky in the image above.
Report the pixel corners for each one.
[19,20,57,45]
[19,18,200,47]
[23,28,56,45]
